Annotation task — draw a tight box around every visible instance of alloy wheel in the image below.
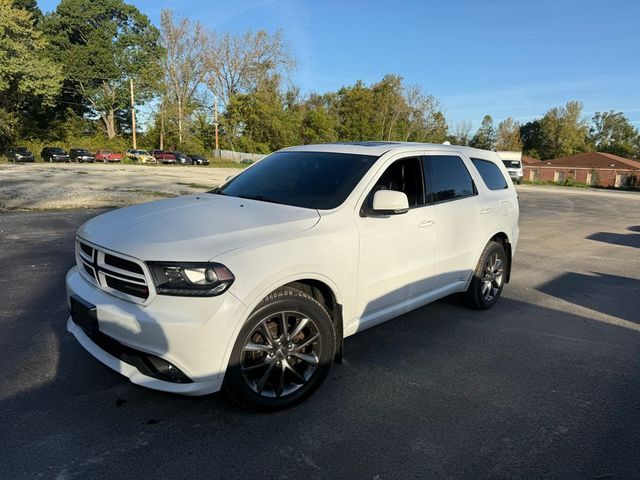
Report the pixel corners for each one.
[481,253,504,302]
[240,311,321,398]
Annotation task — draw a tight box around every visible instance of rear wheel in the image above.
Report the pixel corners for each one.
[224,288,335,411]
[464,241,507,310]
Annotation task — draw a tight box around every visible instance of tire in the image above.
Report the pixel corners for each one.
[464,241,507,310]
[48,157,52,163]
[224,288,336,411]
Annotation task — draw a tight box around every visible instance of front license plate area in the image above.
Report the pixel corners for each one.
[70,295,98,335]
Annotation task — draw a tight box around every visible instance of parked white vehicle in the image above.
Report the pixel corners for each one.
[66,142,519,410]
[497,151,524,184]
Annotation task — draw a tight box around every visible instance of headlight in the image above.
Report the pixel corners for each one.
[147,262,234,297]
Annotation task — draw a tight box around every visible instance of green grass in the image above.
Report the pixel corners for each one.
[206,157,248,169]
[523,179,590,188]
[122,189,176,198]
[177,182,214,189]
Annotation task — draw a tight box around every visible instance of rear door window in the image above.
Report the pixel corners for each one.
[471,158,509,190]
[423,156,476,202]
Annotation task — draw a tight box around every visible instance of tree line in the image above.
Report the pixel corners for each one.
[2,0,640,160]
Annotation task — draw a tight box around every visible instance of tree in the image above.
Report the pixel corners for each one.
[45,0,162,139]
[300,94,337,144]
[495,117,522,151]
[370,74,408,141]
[160,9,209,146]
[12,0,41,20]
[0,0,61,147]
[224,76,299,153]
[404,84,446,142]
[424,111,448,143]
[590,110,639,158]
[450,120,473,146]
[334,80,377,141]
[538,101,590,159]
[520,120,543,158]
[470,115,496,150]
[206,29,294,110]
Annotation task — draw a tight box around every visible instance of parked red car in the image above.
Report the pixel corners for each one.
[94,149,123,163]
[151,149,177,164]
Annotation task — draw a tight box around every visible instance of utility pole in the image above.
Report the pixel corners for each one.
[177,97,183,145]
[159,98,164,150]
[214,95,219,156]
[130,79,137,149]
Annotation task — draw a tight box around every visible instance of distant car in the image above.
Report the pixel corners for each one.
[41,147,70,163]
[6,147,35,162]
[94,150,123,163]
[188,154,209,166]
[126,149,156,164]
[151,150,176,164]
[69,148,95,163]
[171,151,193,165]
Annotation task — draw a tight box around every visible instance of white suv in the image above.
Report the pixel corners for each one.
[66,142,519,410]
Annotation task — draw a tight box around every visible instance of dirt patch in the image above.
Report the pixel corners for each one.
[0,163,240,210]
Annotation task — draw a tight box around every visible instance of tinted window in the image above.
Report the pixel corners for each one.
[424,156,475,202]
[215,151,378,210]
[368,157,424,208]
[50,148,65,154]
[471,158,509,190]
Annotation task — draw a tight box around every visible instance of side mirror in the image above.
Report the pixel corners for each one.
[226,175,235,181]
[372,190,409,215]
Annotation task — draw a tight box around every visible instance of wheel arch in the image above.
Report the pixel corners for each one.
[488,231,512,283]
[251,275,343,363]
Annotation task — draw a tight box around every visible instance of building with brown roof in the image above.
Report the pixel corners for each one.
[523,152,640,188]
[521,155,541,166]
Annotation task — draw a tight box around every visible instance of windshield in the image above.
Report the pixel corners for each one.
[502,160,521,169]
[16,148,30,154]
[213,151,378,210]
[139,150,150,155]
[76,150,90,154]
[50,148,65,154]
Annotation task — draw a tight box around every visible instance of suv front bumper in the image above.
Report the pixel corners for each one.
[66,266,247,395]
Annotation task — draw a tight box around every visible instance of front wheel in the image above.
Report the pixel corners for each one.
[224,288,335,411]
[464,241,507,310]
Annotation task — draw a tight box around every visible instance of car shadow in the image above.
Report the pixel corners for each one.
[538,271,640,324]
[587,230,640,249]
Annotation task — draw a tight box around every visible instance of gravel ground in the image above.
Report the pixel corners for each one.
[0,162,241,210]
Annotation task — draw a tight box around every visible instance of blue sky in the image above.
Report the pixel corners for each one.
[38,0,640,129]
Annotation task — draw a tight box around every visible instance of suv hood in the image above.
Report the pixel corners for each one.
[78,194,320,262]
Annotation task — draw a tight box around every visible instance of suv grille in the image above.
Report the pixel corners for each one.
[76,239,150,302]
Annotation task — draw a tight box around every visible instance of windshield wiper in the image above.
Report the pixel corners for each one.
[237,194,285,205]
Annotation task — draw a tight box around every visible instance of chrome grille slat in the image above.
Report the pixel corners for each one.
[76,239,151,303]
[99,270,148,286]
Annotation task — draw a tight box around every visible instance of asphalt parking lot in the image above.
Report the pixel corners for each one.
[2,186,640,479]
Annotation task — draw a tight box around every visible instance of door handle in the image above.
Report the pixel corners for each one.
[418,219,435,228]
[480,208,493,215]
